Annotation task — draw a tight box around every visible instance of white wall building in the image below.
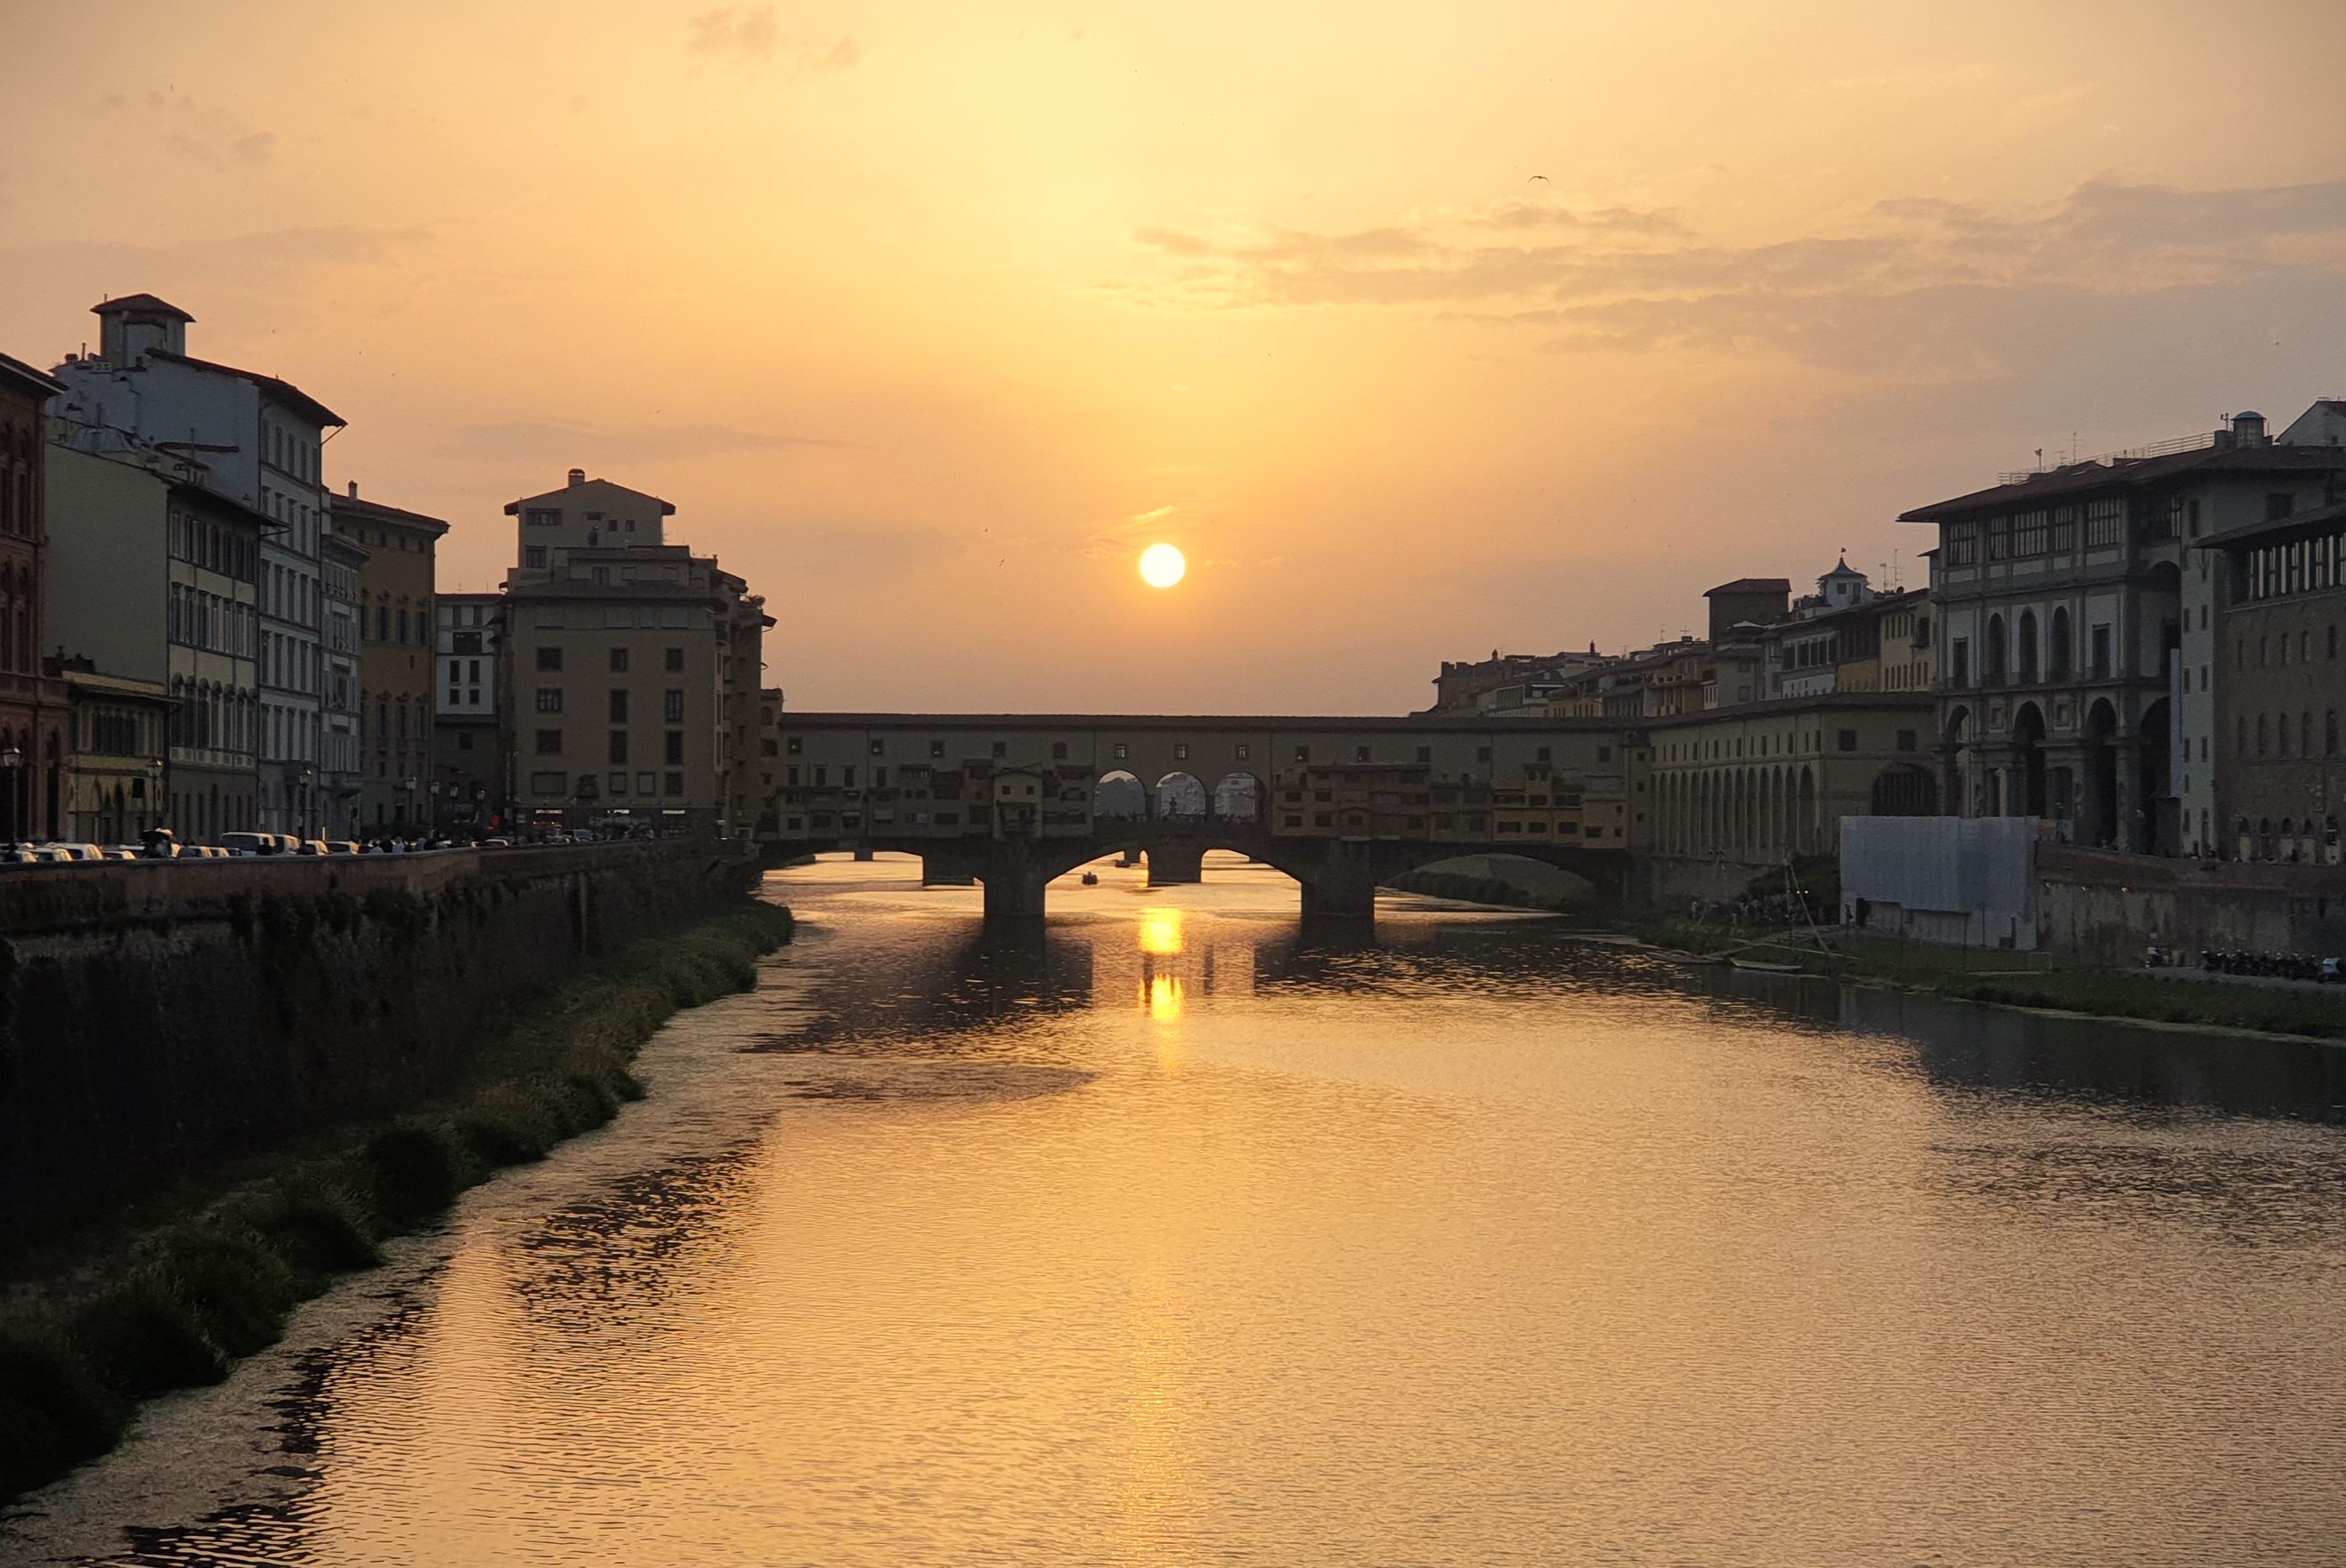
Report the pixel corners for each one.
[49,295,345,835]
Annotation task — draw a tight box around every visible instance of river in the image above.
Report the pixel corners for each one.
[8,852,2346,1566]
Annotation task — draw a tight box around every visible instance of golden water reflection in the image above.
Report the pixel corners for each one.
[26,853,2346,1568]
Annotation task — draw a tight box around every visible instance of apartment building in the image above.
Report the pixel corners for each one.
[50,295,342,834]
[2196,496,2343,863]
[434,592,507,833]
[0,352,68,841]
[336,487,447,833]
[45,427,264,841]
[501,469,767,833]
[319,530,368,837]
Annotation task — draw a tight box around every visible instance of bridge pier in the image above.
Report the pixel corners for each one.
[1297,841,1382,921]
[1144,845,1204,887]
[971,839,1051,921]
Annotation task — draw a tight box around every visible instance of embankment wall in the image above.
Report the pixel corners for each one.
[0,843,759,1249]
[2034,847,2346,963]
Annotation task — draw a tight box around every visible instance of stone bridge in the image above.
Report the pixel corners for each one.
[767,712,1637,920]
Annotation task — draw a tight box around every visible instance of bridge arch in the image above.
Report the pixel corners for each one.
[1094,769,1146,818]
[1211,771,1264,824]
[1155,771,1207,820]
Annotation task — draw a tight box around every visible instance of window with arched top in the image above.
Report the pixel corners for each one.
[2017,610,2039,683]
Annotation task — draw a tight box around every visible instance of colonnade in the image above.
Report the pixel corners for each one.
[1651,765,1823,860]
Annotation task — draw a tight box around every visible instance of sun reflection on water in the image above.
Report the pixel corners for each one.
[1137,909,1185,956]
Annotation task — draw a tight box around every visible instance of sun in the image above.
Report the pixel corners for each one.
[1139,542,1187,589]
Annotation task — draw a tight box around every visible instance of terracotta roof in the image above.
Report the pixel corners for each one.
[1899,443,2346,521]
[146,348,344,428]
[91,293,195,321]
[330,492,450,536]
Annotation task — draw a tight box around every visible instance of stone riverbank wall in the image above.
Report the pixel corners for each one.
[0,842,761,1250]
[2033,846,2346,964]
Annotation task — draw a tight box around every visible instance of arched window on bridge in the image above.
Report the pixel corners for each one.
[1094,770,1146,818]
[1156,772,1207,819]
[1211,772,1262,822]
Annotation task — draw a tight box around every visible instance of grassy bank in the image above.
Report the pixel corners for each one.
[1621,915,2346,1041]
[0,899,793,1506]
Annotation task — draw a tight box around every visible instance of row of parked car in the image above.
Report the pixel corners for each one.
[2,832,476,865]
[1,824,692,865]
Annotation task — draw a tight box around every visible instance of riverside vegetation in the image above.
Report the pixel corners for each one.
[0,899,794,1505]
[1388,863,2346,1043]
[1636,915,2346,1041]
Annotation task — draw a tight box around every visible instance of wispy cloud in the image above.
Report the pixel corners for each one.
[686,7,860,77]
[439,418,852,466]
[100,90,277,171]
[1121,179,2346,380]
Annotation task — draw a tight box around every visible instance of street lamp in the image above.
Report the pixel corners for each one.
[146,757,166,836]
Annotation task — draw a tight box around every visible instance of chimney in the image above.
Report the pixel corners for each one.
[347,480,358,498]
[2231,410,2268,446]
[567,467,587,487]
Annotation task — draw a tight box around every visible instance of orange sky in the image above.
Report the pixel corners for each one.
[7,0,2346,713]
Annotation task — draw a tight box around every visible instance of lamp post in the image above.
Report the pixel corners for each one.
[299,762,316,840]
[146,757,166,837]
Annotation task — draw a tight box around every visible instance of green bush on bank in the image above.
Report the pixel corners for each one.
[0,899,793,1506]
[1384,870,1588,915]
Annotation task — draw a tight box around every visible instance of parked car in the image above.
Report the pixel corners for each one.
[219,832,287,857]
[2322,958,2343,986]
[290,839,330,856]
[323,841,362,855]
[32,843,104,863]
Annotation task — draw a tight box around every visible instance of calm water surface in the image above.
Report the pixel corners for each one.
[11,853,2346,1565]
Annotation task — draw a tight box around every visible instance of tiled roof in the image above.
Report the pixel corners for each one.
[92,293,195,321]
[1705,577,1791,596]
[1900,443,2346,521]
[330,492,450,536]
[148,348,344,427]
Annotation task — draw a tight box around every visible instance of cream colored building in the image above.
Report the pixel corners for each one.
[337,487,448,834]
[501,469,768,834]
[45,427,264,842]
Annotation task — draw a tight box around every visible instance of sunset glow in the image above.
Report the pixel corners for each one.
[5,2,2343,717]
